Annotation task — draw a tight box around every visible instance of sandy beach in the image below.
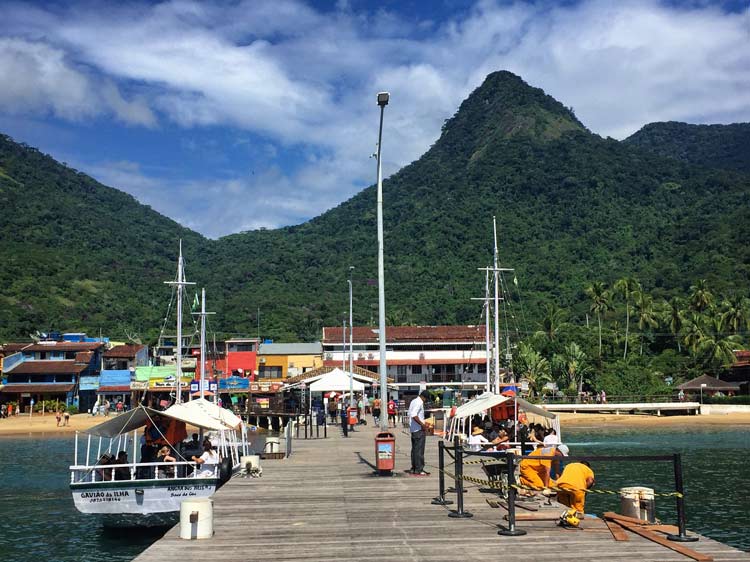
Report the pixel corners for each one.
[1,410,749,437]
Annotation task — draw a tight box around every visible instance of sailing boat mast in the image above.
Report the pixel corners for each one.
[165,241,194,405]
[194,288,215,402]
[492,217,501,394]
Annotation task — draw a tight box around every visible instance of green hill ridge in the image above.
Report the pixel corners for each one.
[1,71,749,348]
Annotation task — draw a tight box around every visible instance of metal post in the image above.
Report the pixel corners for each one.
[498,451,527,536]
[667,453,698,542]
[432,440,454,506]
[341,409,348,437]
[349,267,355,408]
[449,436,473,518]
[376,92,389,431]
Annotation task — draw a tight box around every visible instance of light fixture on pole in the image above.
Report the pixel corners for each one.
[700,383,707,405]
[375,91,389,431]
[348,266,355,408]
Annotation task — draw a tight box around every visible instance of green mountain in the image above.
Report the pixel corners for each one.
[1,71,749,343]
[625,121,750,174]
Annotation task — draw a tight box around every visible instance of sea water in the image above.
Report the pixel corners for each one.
[564,425,749,551]
[1,433,266,562]
[2,426,748,561]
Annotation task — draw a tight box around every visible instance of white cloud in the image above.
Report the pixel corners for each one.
[0,0,748,236]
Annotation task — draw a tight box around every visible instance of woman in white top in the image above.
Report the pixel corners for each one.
[467,426,490,452]
[192,440,219,477]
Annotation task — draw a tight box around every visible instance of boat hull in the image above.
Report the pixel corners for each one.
[71,478,218,516]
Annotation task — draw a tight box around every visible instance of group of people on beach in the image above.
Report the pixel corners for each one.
[0,403,19,418]
[55,409,71,426]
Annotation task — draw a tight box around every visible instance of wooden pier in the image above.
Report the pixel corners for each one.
[134,423,749,562]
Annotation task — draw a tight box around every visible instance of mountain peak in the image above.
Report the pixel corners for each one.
[433,71,586,163]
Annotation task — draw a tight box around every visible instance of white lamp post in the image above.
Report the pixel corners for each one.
[376,91,389,431]
[700,383,707,405]
[348,266,355,408]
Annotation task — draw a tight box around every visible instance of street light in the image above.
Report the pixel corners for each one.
[700,383,707,405]
[348,266,355,408]
[376,91,389,431]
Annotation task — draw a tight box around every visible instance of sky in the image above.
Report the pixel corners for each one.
[0,0,748,238]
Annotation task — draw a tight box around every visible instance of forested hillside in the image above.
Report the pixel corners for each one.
[625,121,750,173]
[1,70,749,372]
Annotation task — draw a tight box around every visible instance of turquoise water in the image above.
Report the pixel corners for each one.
[1,433,265,562]
[565,425,750,551]
[2,427,748,560]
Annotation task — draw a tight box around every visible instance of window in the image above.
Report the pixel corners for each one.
[411,365,422,375]
[258,366,282,379]
[396,365,407,376]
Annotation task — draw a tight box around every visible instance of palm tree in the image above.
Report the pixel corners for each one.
[535,303,568,344]
[614,277,641,358]
[682,313,706,356]
[585,281,612,357]
[689,279,714,313]
[515,342,551,398]
[697,316,743,375]
[553,342,589,397]
[720,295,748,335]
[662,296,684,353]
[634,291,658,355]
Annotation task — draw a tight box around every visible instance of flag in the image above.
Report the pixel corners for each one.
[192,292,200,311]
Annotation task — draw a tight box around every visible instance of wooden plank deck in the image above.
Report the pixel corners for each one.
[134,423,750,562]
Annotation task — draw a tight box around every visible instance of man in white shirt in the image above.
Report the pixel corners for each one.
[408,390,431,476]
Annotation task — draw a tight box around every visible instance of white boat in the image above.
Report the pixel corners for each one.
[70,242,248,525]
[69,401,247,526]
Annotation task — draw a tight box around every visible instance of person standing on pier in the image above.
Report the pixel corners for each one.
[408,390,431,476]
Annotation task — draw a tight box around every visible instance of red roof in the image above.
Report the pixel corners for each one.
[98,386,131,393]
[322,325,486,344]
[104,344,146,359]
[5,361,88,375]
[324,358,486,367]
[1,384,75,394]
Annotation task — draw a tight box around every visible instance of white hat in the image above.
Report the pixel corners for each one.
[557,444,570,456]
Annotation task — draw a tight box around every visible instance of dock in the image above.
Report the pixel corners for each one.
[542,401,701,416]
[135,423,749,562]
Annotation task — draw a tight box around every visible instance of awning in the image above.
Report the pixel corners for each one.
[84,404,226,437]
[1,384,75,394]
[98,386,131,393]
[183,398,243,430]
[309,369,366,392]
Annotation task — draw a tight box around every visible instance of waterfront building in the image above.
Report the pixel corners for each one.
[727,350,750,395]
[257,342,323,381]
[99,344,149,409]
[0,336,105,412]
[321,325,488,395]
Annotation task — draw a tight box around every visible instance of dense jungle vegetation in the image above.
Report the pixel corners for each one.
[1,71,748,392]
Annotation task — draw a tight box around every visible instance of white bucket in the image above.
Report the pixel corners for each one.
[179,498,214,540]
[265,437,280,453]
[619,486,655,522]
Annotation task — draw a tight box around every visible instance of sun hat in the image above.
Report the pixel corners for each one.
[472,426,484,436]
[557,444,570,456]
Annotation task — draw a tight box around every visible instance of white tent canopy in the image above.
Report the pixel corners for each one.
[309,369,366,392]
[184,398,243,430]
[83,404,226,438]
[447,392,560,442]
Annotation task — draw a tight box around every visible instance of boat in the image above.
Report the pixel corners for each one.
[69,401,247,526]
[69,242,247,526]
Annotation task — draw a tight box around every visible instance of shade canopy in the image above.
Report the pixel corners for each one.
[309,369,366,392]
[83,404,228,438]
[677,374,740,391]
[184,398,243,430]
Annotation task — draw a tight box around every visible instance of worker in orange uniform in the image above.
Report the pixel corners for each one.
[518,444,568,493]
[555,461,595,528]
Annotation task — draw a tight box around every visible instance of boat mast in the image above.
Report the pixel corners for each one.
[165,241,194,405]
[484,268,491,393]
[193,288,215,402]
[493,217,501,394]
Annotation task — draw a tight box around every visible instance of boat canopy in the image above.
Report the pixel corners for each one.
[182,398,243,430]
[447,392,560,442]
[83,404,227,438]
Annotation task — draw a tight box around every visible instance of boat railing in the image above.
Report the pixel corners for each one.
[69,461,219,484]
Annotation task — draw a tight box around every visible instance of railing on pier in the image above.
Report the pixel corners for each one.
[434,439,698,542]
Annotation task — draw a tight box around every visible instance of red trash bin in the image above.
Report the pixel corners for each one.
[347,407,359,426]
[375,432,396,474]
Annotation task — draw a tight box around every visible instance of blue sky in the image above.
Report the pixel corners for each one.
[1,0,748,238]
